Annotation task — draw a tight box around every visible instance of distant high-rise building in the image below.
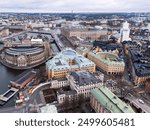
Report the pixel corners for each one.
[120,21,131,42]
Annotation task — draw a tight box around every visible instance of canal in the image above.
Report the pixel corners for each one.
[0,63,22,108]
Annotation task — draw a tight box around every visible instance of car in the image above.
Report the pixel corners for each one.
[138,99,144,104]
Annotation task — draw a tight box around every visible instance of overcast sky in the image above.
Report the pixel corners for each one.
[0,0,149,13]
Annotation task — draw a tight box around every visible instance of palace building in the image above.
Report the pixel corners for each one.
[61,27,108,40]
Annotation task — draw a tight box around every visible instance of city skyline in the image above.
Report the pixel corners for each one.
[0,0,150,13]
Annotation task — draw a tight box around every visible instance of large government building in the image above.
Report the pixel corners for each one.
[90,87,135,113]
[46,48,96,79]
[61,27,108,40]
[0,31,52,69]
[77,47,125,75]
[56,70,104,104]
[67,70,104,99]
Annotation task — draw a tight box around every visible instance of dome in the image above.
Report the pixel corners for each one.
[63,50,76,56]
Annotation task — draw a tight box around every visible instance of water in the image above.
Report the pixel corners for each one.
[0,63,22,108]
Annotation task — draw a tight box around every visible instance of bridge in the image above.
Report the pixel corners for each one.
[31,81,51,94]
[125,95,150,113]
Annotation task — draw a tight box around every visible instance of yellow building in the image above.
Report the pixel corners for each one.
[77,47,125,75]
[46,48,96,79]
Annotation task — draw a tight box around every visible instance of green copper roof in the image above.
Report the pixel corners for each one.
[91,87,135,113]
[46,48,95,70]
[88,51,125,66]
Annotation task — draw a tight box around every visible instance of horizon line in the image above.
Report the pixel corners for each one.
[0,11,150,14]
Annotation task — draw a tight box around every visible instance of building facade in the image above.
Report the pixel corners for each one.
[1,31,52,69]
[2,44,50,69]
[67,70,104,99]
[77,47,125,74]
[62,27,108,40]
[57,89,77,104]
[50,78,69,89]
[129,48,150,85]
[46,48,96,79]
[57,70,104,104]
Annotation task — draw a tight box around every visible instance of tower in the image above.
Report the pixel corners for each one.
[120,21,131,42]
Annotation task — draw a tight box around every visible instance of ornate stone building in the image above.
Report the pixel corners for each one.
[1,31,52,69]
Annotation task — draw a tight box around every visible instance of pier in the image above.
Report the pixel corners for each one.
[10,69,38,89]
[0,88,19,105]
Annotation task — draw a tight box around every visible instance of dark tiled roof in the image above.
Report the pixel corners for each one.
[70,71,101,86]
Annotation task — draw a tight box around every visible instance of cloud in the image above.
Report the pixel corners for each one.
[0,0,149,12]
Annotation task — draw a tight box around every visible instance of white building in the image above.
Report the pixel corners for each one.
[120,21,131,42]
[56,70,104,104]
[50,78,69,89]
[66,71,104,99]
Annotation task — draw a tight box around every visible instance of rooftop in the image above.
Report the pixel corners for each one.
[4,31,53,43]
[88,50,125,65]
[46,48,95,70]
[5,46,44,55]
[129,49,150,77]
[93,41,122,51]
[57,89,77,96]
[63,27,107,32]
[69,70,103,86]
[91,87,135,113]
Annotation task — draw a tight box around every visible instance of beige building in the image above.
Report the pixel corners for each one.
[62,27,108,40]
[66,36,93,47]
[134,75,150,85]
[1,31,52,69]
[3,44,50,69]
[77,47,125,75]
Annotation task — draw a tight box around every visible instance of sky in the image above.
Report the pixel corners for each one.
[0,0,149,13]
